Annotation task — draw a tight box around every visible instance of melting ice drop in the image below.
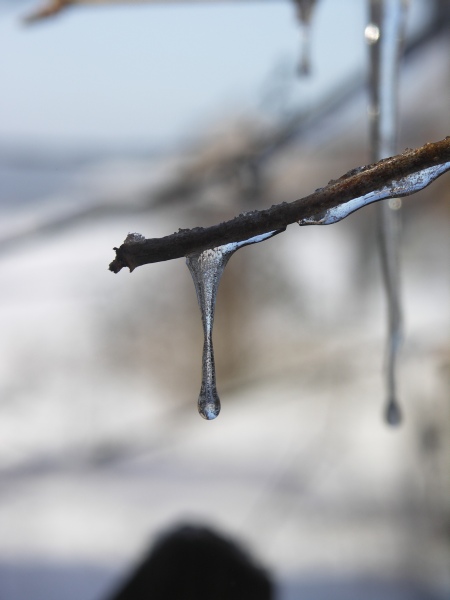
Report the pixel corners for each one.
[186,231,281,420]
[385,397,402,426]
[186,247,229,420]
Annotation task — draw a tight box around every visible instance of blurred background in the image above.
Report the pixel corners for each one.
[0,1,449,599]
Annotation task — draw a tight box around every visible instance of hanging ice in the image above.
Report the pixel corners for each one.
[186,231,280,420]
[299,162,450,226]
[293,0,318,76]
[367,0,407,426]
[301,0,445,426]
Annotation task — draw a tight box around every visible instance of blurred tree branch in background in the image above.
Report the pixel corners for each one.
[23,0,254,24]
[109,136,450,273]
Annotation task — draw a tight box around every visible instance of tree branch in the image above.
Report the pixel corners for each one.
[23,0,263,24]
[109,136,450,273]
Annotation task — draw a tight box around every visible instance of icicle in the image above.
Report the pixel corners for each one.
[186,231,280,420]
[368,0,408,426]
[294,0,319,76]
[299,162,450,225]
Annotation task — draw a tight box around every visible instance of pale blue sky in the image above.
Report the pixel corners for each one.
[0,0,428,147]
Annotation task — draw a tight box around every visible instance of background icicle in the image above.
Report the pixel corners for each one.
[366,0,408,426]
[294,0,319,76]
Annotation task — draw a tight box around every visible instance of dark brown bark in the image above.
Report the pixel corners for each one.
[109,137,450,273]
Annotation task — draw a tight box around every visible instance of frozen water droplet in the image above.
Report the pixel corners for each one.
[198,387,221,421]
[385,397,402,426]
[388,197,402,210]
[186,230,281,419]
[365,23,380,44]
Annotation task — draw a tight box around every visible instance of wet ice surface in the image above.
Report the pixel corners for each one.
[186,231,279,420]
[300,162,450,226]
[186,247,230,420]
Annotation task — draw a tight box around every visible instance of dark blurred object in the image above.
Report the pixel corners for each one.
[106,524,273,600]
[293,0,319,75]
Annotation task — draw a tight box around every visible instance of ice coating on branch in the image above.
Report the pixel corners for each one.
[186,231,279,420]
[299,163,450,225]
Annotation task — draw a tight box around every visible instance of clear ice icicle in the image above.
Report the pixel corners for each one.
[368,0,407,426]
[294,0,318,76]
[186,231,280,420]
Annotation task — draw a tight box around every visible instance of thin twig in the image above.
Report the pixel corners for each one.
[109,136,450,273]
[23,0,254,24]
